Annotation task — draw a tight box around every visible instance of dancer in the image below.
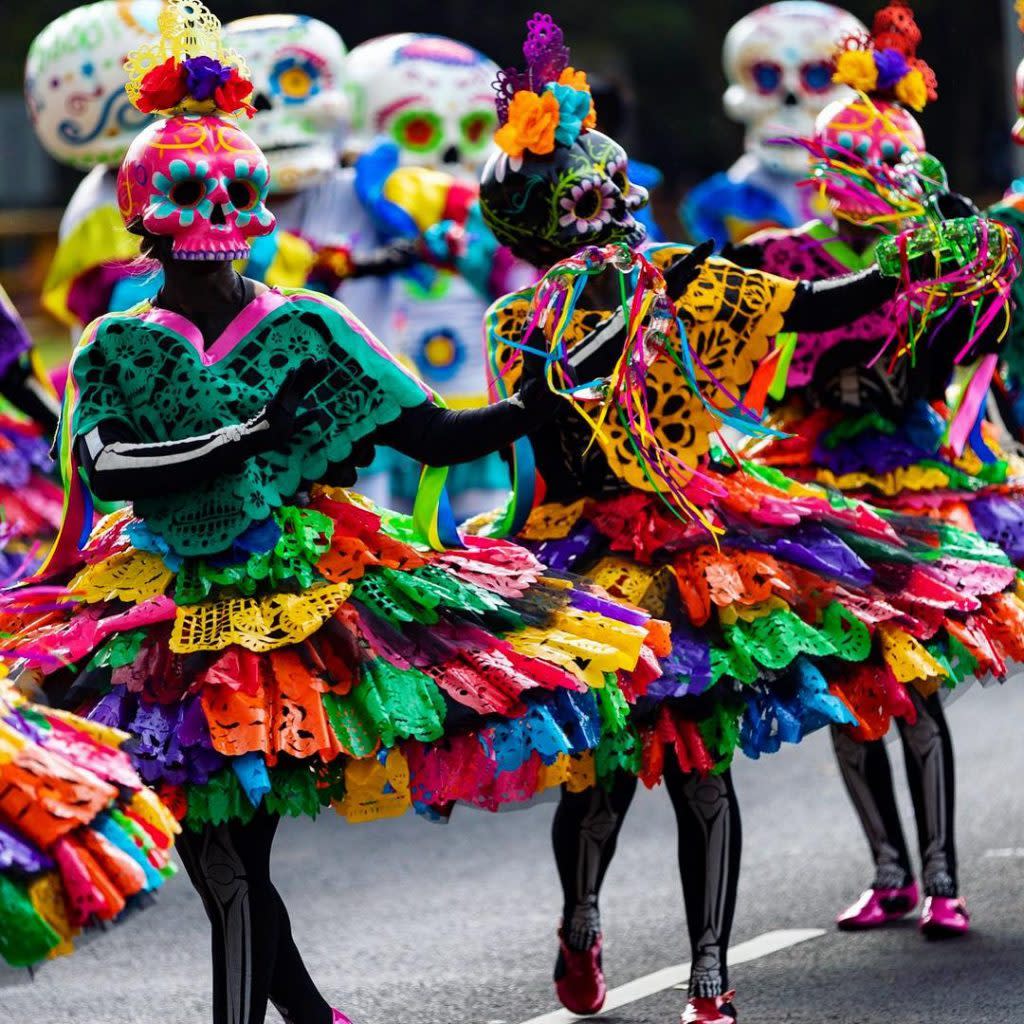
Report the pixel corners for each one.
[728,1,1015,938]
[683,2,865,247]
[0,5,664,1021]
[474,14,1021,1022]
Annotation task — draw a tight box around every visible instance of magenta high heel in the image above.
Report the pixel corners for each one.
[836,882,919,930]
[331,1011,354,1024]
[920,896,969,938]
[554,925,606,1015]
[681,990,737,1023]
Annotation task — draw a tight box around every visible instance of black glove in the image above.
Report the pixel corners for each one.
[663,239,715,299]
[350,239,420,278]
[252,358,329,446]
[934,191,980,221]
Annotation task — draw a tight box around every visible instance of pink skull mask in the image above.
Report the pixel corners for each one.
[117,114,275,260]
[813,95,925,224]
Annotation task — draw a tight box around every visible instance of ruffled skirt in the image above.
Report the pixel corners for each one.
[0,688,178,968]
[507,465,1024,782]
[0,488,662,829]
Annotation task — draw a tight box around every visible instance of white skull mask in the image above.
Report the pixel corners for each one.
[346,33,499,182]
[723,1,867,176]
[223,15,348,195]
[25,0,162,170]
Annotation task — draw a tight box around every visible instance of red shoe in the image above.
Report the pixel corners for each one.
[554,928,606,1015]
[920,896,969,938]
[836,882,919,930]
[681,990,737,1023]
[331,1011,354,1024]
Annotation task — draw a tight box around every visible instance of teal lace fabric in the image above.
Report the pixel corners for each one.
[71,290,429,556]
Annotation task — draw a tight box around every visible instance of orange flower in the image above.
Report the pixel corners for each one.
[558,67,591,93]
[494,90,560,159]
[582,100,597,131]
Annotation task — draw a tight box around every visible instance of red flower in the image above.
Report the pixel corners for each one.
[213,68,255,117]
[137,57,188,113]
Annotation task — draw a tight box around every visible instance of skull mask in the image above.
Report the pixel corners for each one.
[346,33,499,181]
[814,95,925,224]
[117,115,276,261]
[723,2,867,176]
[1014,57,1024,146]
[479,131,648,268]
[223,14,348,195]
[25,0,162,170]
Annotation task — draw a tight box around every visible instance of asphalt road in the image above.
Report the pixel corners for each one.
[4,682,1023,1024]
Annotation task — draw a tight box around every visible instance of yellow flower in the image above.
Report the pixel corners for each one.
[494,90,560,159]
[558,67,591,93]
[833,50,879,93]
[894,68,927,112]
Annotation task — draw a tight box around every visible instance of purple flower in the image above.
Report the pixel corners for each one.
[183,55,231,101]
[874,48,910,90]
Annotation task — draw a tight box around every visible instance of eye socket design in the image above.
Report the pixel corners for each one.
[391,109,444,153]
[557,176,615,235]
[750,61,783,95]
[607,158,631,198]
[227,178,259,211]
[169,178,206,208]
[460,110,497,150]
[800,60,834,94]
[270,50,328,105]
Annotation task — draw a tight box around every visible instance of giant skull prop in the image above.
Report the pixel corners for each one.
[479,131,648,268]
[118,115,276,261]
[346,33,499,181]
[223,14,348,195]
[25,0,162,170]
[723,2,867,176]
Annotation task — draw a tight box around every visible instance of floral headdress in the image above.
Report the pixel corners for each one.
[492,13,596,164]
[124,0,254,117]
[832,1,936,112]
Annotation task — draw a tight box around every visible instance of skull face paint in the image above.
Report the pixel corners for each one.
[25,0,162,170]
[723,2,867,176]
[223,14,348,194]
[117,115,276,261]
[346,33,499,181]
[479,131,648,268]
[814,95,925,224]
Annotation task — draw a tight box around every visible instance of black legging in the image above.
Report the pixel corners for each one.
[553,754,742,998]
[176,810,332,1024]
[831,689,958,897]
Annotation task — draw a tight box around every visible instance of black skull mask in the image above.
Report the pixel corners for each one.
[479,130,649,268]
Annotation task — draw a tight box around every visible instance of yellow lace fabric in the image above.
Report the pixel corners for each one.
[170,583,353,654]
[878,623,948,693]
[69,551,174,605]
[519,499,587,541]
[487,248,796,493]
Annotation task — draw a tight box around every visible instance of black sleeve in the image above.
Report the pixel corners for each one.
[782,267,898,333]
[375,380,559,466]
[77,416,274,502]
[0,355,60,438]
[719,240,766,271]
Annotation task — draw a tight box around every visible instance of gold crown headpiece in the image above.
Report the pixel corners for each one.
[125,0,253,117]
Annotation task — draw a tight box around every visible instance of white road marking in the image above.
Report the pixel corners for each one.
[516,928,826,1024]
[984,847,1024,858]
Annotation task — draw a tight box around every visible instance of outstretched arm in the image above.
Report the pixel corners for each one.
[0,356,60,437]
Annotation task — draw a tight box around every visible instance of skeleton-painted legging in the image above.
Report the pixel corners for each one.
[830,689,958,897]
[176,810,333,1024]
[553,753,742,999]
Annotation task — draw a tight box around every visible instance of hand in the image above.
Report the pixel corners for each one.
[258,359,329,440]
[663,239,715,299]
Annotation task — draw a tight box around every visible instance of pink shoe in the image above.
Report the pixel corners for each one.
[554,927,607,1015]
[331,1011,354,1024]
[920,896,969,938]
[681,990,737,1023]
[836,882,919,930]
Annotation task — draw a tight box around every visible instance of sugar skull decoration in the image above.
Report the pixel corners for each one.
[812,1,935,226]
[479,14,648,268]
[346,33,499,179]
[25,0,163,170]
[223,15,348,195]
[116,0,275,260]
[723,2,867,176]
